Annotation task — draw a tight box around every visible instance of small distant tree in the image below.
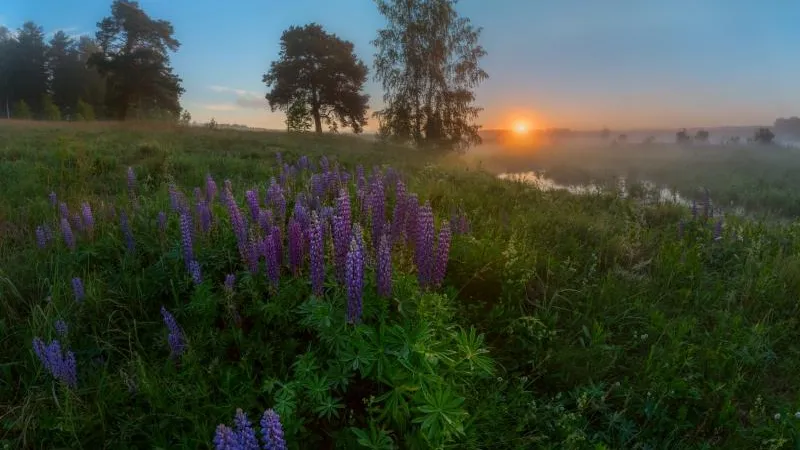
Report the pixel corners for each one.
[41,94,61,121]
[286,99,312,133]
[13,100,32,119]
[206,117,217,130]
[76,98,95,121]
[179,109,192,126]
[676,128,692,144]
[617,134,627,143]
[642,136,655,145]
[729,136,741,144]
[600,127,611,139]
[754,127,775,145]
[695,129,709,143]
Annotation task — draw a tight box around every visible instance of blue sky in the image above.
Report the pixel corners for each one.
[3,0,800,130]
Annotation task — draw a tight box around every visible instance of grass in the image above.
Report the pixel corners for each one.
[1,121,799,449]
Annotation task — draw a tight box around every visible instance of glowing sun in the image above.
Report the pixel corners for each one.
[512,120,530,134]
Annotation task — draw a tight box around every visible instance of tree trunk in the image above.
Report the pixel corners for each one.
[312,107,322,134]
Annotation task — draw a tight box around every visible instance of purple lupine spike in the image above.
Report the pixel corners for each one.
[405,193,419,245]
[320,156,329,172]
[193,187,203,203]
[225,190,250,264]
[309,213,324,296]
[272,225,283,266]
[214,424,237,450]
[298,155,309,171]
[369,176,386,249]
[59,202,69,219]
[260,409,287,450]
[377,233,392,297]
[245,190,260,222]
[311,174,325,201]
[35,225,47,248]
[356,165,364,184]
[160,306,187,358]
[206,174,218,203]
[432,221,451,287]
[258,209,273,233]
[293,200,310,236]
[157,211,167,232]
[391,181,407,243]
[346,226,365,324]
[70,212,84,233]
[32,337,77,388]
[415,201,435,288]
[72,277,85,302]
[459,213,470,235]
[189,260,202,285]
[275,152,283,166]
[120,209,135,252]
[127,167,136,196]
[49,191,57,206]
[336,189,351,239]
[267,179,286,222]
[246,232,260,274]
[265,230,280,286]
[234,409,259,450]
[198,201,212,233]
[288,218,303,274]
[713,218,723,241]
[332,214,348,282]
[224,274,236,294]
[179,211,194,267]
[169,183,180,212]
[54,319,68,338]
[60,218,75,250]
[43,224,54,243]
[81,202,94,233]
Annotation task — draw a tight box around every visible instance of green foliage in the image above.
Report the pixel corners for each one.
[754,127,775,145]
[286,99,312,133]
[76,98,95,121]
[179,109,192,126]
[12,99,32,119]
[41,94,61,121]
[695,129,710,143]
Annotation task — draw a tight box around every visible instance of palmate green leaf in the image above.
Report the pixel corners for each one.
[313,395,344,420]
[453,327,494,377]
[303,373,331,403]
[351,424,396,450]
[412,388,468,444]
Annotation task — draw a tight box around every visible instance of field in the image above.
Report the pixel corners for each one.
[1,121,799,449]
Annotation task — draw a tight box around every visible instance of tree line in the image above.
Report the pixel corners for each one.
[0,0,487,151]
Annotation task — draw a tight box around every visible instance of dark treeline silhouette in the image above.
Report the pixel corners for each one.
[0,0,183,122]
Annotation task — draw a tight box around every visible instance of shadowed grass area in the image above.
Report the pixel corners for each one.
[0,121,798,449]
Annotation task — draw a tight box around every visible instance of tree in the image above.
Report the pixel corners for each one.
[285,99,312,132]
[76,37,107,118]
[642,136,655,145]
[676,128,692,144]
[263,23,369,134]
[90,0,184,119]
[0,26,15,118]
[9,22,49,114]
[695,129,709,143]
[754,127,775,145]
[76,98,95,121]
[179,109,192,126]
[41,94,61,121]
[48,31,82,115]
[373,0,488,152]
[13,99,32,119]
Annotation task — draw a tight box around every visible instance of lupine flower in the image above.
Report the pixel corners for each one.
[320,156,329,172]
[72,277,85,302]
[49,191,57,206]
[234,409,259,450]
[179,212,194,267]
[275,152,282,166]
[70,212,84,233]
[415,201,435,288]
[260,409,287,450]
[169,183,181,212]
[272,225,283,266]
[356,165,365,185]
[206,174,218,203]
[346,225,365,324]
[224,274,236,294]
[332,215,349,281]
[310,174,325,200]
[432,221,451,287]
[214,424,237,450]
[160,306,187,358]
[391,181,407,243]
[198,201,212,233]
[35,226,47,248]
[193,187,203,203]
[246,232,260,274]
[405,193,419,244]
[377,233,392,297]
[264,230,280,286]
[225,189,249,263]
[42,224,54,243]
[81,202,94,233]
[189,260,202,284]
[127,167,136,197]
[59,202,69,219]
[294,198,310,234]
[157,211,167,232]
[288,218,303,274]
[713,218,723,241]
[258,208,273,233]
[32,337,77,388]
[120,209,135,252]
[335,189,351,240]
[267,178,286,221]
[245,190,260,222]
[309,213,324,296]
[369,176,385,249]
[61,217,75,250]
[298,155,309,171]
[54,319,68,338]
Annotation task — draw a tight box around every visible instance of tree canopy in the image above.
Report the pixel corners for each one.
[263,23,369,134]
[372,0,488,152]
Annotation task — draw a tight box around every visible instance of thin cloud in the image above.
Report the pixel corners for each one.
[208,85,261,97]
[202,104,239,112]
[236,94,266,109]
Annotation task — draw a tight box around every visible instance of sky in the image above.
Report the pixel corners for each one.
[3,0,800,131]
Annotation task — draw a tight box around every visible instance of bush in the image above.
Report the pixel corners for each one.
[76,99,96,121]
[12,99,32,119]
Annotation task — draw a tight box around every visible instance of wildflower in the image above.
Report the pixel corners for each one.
[169,183,181,213]
[405,193,419,244]
[54,319,68,338]
[48,191,57,206]
[157,211,167,232]
[246,232,260,274]
[189,260,202,285]
[390,181,407,243]
[267,178,286,220]
[298,155,309,171]
[309,213,324,296]
[160,306,187,358]
[260,409,287,450]
[179,212,194,266]
[288,218,303,274]
[795,411,800,419]
[234,409,259,450]
[198,201,212,233]
[258,208,273,233]
[774,413,781,420]
[70,212,84,233]
[61,217,76,250]
[245,189,260,222]
[81,202,94,233]
[377,233,392,297]
[264,229,280,286]
[346,226,365,324]
[127,167,136,197]
[293,199,310,234]
[214,424,237,450]
[369,176,385,249]
[35,225,47,248]
[206,174,218,203]
[59,202,69,219]
[32,337,77,388]
[320,155,329,172]
[415,201,435,288]
[193,187,203,203]
[120,209,135,252]
[432,221,451,287]
[72,277,85,302]
[713,218,723,241]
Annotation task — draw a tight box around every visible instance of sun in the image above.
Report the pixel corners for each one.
[512,120,530,134]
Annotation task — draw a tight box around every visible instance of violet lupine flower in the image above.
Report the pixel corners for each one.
[157,211,167,232]
[713,218,723,241]
[346,227,365,324]
[32,337,77,388]
[224,274,236,294]
[258,209,273,233]
[356,165,365,184]
[264,230,280,286]
[214,424,237,450]
[245,190,260,222]
[127,167,136,197]
[160,306,187,358]
[309,213,324,296]
[60,217,75,250]
[198,201,212,233]
[179,211,194,268]
[298,155,309,171]
[261,409,287,450]
[59,202,69,219]
[35,226,47,248]
[120,209,135,252]
[432,221,451,287]
[377,233,392,297]
[336,189,351,238]
[206,174,218,203]
[311,174,325,200]
[320,156,329,172]
[415,201,435,288]
[192,187,202,203]
[234,409,260,450]
[272,225,283,266]
[288,218,303,274]
[390,181,407,243]
[169,183,181,212]
[246,232,260,274]
[189,260,202,284]
[267,179,286,221]
[369,176,386,248]
[54,319,68,338]
[70,212,84,233]
[81,202,94,233]
[72,277,85,302]
[225,190,250,263]
[276,152,283,166]
[405,193,419,245]
[49,191,57,206]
